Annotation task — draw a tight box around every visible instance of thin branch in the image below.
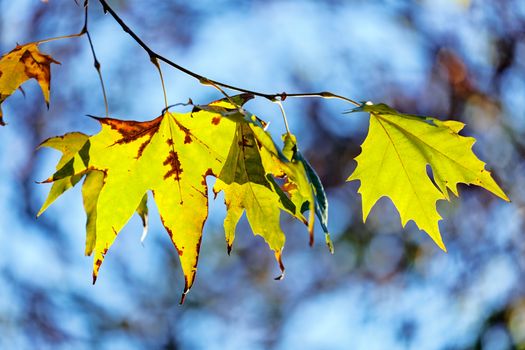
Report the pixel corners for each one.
[200,79,246,115]
[84,0,109,116]
[36,0,89,44]
[96,0,361,107]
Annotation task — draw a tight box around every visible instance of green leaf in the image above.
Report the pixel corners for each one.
[214,121,297,277]
[293,143,333,253]
[347,102,509,250]
[37,132,90,217]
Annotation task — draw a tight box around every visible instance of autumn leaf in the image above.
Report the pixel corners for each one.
[196,94,310,277]
[347,103,509,250]
[37,132,90,216]
[212,106,333,278]
[39,106,238,302]
[214,120,296,278]
[238,112,332,248]
[0,43,59,125]
[255,127,332,247]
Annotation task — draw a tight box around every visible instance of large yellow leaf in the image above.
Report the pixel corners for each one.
[40,108,237,302]
[347,103,509,250]
[0,43,59,125]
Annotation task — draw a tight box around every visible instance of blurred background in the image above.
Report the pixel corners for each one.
[1,0,524,349]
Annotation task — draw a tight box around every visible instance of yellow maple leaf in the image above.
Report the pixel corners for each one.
[347,103,509,250]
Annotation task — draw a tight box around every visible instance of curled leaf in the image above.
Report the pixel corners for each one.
[0,43,59,125]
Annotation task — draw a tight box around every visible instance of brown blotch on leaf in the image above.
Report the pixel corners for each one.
[177,246,184,256]
[163,151,183,181]
[159,215,185,258]
[201,168,214,186]
[166,227,173,239]
[166,138,174,146]
[160,215,173,238]
[94,115,162,157]
[238,135,253,148]
[174,121,193,144]
[193,236,203,271]
[162,218,183,257]
[20,48,59,90]
[136,141,149,159]
[211,116,221,125]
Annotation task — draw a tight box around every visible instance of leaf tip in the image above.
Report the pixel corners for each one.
[273,251,285,281]
[180,280,190,305]
[325,232,335,254]
[179,291,187,305]
[498,190,511,203]
[433,236,447,252]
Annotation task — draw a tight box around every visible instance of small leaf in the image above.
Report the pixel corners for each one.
[0,43,60,125]
[37,132,90,216]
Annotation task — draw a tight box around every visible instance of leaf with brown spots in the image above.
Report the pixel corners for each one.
[214,110,334,279]
[246,114,332,250]
[214,121,296,278]
[39,106,238,302]
[39,93,333,301]
[0,43,59,125]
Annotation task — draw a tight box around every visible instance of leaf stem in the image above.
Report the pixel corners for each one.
[84,0,109,117]
[36,32,84,45]
[151,57,169,110]
[274,100,291,134]
[96,0,361,108]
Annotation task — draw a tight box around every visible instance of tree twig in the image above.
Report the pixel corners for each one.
[96,0,361,107]
[84,0,109,117]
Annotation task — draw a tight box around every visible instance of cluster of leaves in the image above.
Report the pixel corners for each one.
[0,36,508,300]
